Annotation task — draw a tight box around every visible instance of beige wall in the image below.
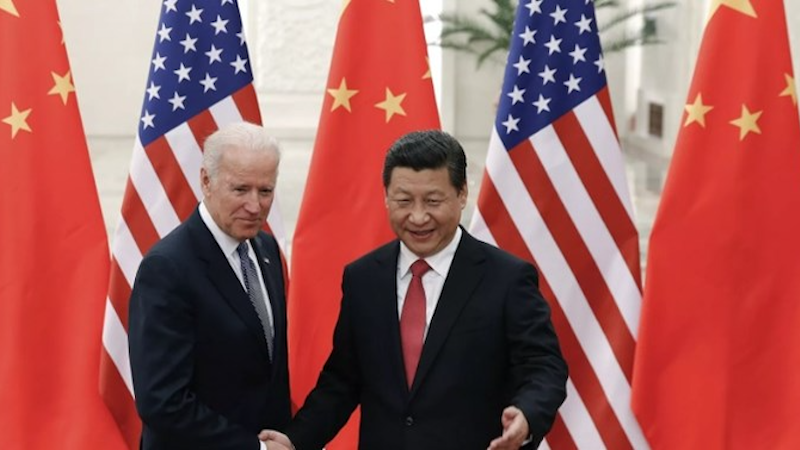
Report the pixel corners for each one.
[59,0,159,137]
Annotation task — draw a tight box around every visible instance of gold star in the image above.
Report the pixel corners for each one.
[327,78,359,112]
[709,0,756,20]
[341,0,351,15]
[730,104,762,141]
[48,71,76,105]
[375,88,407,123]
[3,102,32,139]
[0,0,19,17]
[684,93,714,128]
[423,57,432,80]
[780,73,797,106]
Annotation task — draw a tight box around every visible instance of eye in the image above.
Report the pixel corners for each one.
[426,198,443,206]
[394,198,411,207]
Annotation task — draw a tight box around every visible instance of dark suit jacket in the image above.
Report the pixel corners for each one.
[129,208,291,450]
[287,229,567,450]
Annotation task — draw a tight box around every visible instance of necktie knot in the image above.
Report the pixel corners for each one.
[410,259,430,278]
[236,242,249,259]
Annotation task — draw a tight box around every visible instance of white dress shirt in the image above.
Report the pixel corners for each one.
[396,227,462,339]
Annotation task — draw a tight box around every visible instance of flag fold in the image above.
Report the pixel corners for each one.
[632,1,800,448]
[470,0,646,448]
[0,2,125,448]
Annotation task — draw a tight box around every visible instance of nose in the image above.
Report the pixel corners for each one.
[408,203,429,225]
[243,191,261,213]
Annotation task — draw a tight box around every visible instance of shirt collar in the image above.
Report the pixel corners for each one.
[398,226,462,278]
[199,201,243,258]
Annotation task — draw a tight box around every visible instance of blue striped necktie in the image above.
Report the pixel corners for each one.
[236,242,273,359]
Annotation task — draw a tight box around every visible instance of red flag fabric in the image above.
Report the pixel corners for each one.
[469,0,646,448]
[0,2,126,449]
[99,1,286,447]
[632,1,800,448]
[287,1,439,448]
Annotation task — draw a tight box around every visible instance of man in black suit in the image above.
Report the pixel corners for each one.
[129,122,291,450]
[264,130,567,450]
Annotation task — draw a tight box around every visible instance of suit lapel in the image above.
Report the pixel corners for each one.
[253,241,282,335]
[187,211,270,359]
[372,242,410,395]
[410,232,486,395]
[252,236,285,373]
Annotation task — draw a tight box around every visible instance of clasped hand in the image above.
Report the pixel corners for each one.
[259,429,293,450]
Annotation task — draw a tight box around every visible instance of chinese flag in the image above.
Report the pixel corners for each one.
[631,1,800,448]
[0,2,126,449]
[288,0,440,448]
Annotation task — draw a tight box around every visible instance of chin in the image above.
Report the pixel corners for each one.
[408,246,433,258]
[235,229,259,240]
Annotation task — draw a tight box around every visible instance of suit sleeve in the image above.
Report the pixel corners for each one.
[286,265,362,450]
[128,252,260,450]
[505,262,568,445]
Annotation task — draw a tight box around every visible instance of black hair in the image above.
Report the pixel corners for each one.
[382,130,467,192]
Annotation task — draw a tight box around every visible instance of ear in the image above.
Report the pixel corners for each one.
[458,184,468,209]
[200,167,211,196]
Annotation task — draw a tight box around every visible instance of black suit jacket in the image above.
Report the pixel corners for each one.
[129,208,291,450]
[287,229,567,450]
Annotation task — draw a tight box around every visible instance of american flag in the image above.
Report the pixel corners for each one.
[99,1,285,446]
[469,0,646,448]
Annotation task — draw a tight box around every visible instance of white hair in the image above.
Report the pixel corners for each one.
[202,122,281,179]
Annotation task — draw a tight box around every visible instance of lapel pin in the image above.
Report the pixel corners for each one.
[263,257,270,265]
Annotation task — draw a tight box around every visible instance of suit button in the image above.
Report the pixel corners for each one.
[405,416,414,426]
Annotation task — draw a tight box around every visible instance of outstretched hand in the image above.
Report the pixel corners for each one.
[487,406,530,450]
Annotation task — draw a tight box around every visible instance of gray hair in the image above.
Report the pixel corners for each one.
[203,122,281,179]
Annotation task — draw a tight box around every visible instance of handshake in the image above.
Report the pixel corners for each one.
[258,430,294,450]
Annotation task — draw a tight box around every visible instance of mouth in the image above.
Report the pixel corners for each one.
[238,218,262,226]
[408,229,434,239]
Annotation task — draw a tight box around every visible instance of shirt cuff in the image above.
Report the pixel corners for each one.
[260,441,267,450]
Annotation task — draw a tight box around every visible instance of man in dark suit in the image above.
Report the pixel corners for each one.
[129,122,291,450]
[264,130,567,450]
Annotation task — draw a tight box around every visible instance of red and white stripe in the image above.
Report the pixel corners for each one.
[100,87,286,448]
[470,89,647,450]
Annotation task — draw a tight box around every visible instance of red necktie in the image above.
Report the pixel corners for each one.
[400,259,431,388]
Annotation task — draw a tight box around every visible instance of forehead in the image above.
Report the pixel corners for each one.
[388,166,454,193]
[217,146,277,169]
[212,152,277,185]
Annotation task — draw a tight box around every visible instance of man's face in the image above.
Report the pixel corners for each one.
[385,166,467,258]
[201,145,278,241]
